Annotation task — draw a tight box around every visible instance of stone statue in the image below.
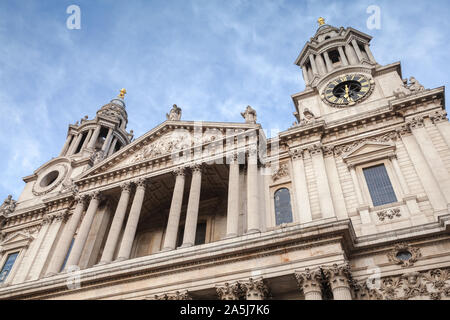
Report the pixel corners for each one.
[407,77,425,92]
[303,108,315,123]
[0,195,17,217]
[241,105,257,124]
[166,104,182,121]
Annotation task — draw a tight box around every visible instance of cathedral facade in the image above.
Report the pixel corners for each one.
[0,19,449,300]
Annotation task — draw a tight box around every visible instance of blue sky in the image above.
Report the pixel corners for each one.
[0,0,449,199]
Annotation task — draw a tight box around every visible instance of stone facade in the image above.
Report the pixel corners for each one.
[0,20,449,300]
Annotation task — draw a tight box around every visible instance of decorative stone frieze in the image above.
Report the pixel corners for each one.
[216,282,242,300]
[271,163,289,182]
[355,268,450,300]
[387,243,421,267]
[154,290,192,300]
[376,208,401,221]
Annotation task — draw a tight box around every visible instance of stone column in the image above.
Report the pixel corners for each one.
[364,44,377,63]
[67,133,83,156]
[289,149,312,223]
[59,134,73,157]
[431,110,450,149]
[80,129,93,152]
[302,67,310,86]
[345,44,358,65]
[351,39,363,62]
[226,155,240,238]
[309,54,318,75]
[322,263,353,300]
[99,183,132,264]
[46,195,86,275]
[65,191,101,269]
[117,178,147,260]
[87,125,101,150]
[181,165,202,248]
[315,53,327,75]
[239,278,269,300]
[162,168,186,250]
[338,46,349,66]
[246,149,260,233]
[309,144,336,219]
[108,137,118,157]
[398,125,448,212]
[216,282,241,300]
[323,51,333,72]
[295,267,323,300]
[101,128,114,154]
[408,116,450,203]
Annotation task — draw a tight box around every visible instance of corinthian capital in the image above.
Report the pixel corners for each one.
[173,166,186,177]
[239,277,269,300]
[89,191,102,201]
[322,263,352,291]
[430,110,448,124]
[288,148,304,160]
[120,182,132,192]
[406,116,425,130]
[294,267,323,294]
[307,143,323,156]
[216,282,242,300]
[134,178,148,189]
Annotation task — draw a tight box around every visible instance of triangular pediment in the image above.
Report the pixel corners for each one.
[342,141,396,165]
[78,120,260,179]
[0,232,34,248]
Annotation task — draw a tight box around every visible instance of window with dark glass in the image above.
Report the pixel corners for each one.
[176,222,207,247]
[274,188,293,225]
[60,238,75,272]
[0,252,19,283]
[363,164,397,206]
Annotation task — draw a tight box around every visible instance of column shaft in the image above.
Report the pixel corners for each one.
[59,135,73,157]
[309,54,318,75]
[117,179,146,260]
[163,169,186,250]
[323,51,333,72]
[226,159,240,237]
[101,128,114,153]
[338,46,349,66]
[65,193,100,269]
[67,133,83,156]
[351,39,363,62]
[99,184,131,264]
[46,197,86,275]
[182,166,202,247]
[364,44,377,63]
[80,129,93,152]
[247,151,260,233]
[87,125,101,149]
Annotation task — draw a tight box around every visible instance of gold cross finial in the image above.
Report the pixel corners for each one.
[318,17,325,26]
[118,88,127,99]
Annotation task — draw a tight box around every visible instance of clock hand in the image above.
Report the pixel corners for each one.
[344,85,350,99]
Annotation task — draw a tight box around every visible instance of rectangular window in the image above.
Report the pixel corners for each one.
[0,252,19,284]
[363,164,397,206]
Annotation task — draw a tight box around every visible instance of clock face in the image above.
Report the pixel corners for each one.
[323,74,372,106]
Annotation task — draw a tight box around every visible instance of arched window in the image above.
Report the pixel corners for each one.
[274,188,293,225]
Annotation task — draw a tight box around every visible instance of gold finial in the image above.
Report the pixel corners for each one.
[318,17,325,26]
[118,88,127,99]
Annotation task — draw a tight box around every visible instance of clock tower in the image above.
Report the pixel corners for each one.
[291,18,409,124]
